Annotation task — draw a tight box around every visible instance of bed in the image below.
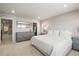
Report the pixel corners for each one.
[31,30,72,56]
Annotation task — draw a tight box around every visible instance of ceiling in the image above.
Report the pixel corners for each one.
[0,3,79,20]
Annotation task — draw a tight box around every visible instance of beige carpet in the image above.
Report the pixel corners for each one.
[68,50,79,56]
[0,40,79,56]
[0,41,43,56]
[2,34,12,44]
[0,34,43,56]
[0,34,79,56]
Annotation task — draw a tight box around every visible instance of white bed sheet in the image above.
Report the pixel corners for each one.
[31,35,72,56]
[31,35,53,55]
[51,39,72,56]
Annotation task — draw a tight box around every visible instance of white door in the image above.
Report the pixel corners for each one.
[0,17,1,43]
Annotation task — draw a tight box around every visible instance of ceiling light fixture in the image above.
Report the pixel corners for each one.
[38,16,40,19]
[11,10,15,13]
[64,5,67,7]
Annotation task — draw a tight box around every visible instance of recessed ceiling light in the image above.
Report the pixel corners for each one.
[11,10,15,13]
[38,16,40,19]
[64,5,67,7]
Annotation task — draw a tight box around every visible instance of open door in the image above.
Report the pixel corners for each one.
[33,23,37,36]
[1,19,12,44]
[0,17,1,43]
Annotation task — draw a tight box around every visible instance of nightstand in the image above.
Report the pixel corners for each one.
[39,32,47,35]
[72,36,79,50]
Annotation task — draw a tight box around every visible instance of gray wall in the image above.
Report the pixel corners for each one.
[41,10,79,36]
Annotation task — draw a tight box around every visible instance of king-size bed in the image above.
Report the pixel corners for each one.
[31,30,72,56]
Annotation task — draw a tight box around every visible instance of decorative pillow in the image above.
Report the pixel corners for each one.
[48,30,60,40]
[60,30,72,40]
[48,30,53,35]
[53,30,60,37]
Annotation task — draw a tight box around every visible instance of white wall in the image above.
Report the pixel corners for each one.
[41,10,79,36]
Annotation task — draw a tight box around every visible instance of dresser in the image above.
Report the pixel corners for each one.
[16,32,34,42]
[72,36,79,50]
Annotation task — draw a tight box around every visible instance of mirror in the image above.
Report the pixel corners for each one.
[16,21,33,32]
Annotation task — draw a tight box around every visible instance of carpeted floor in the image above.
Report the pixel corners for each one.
[0,34,43,56]
[0,40,79,56]
[0,41,43,56]
[0,34,79,56]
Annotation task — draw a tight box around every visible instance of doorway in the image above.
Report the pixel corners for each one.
[33,23,37,36]
[1,19,12,44]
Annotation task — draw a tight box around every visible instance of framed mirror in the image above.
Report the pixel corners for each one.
[16,21,33,32]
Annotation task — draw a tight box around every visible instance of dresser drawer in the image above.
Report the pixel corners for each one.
[72,36,79,50]
[16,32,34,42]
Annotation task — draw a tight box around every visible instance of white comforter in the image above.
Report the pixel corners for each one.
[31,35,53,55]
[31,35,72,56]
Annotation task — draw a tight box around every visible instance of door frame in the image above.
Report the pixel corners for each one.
[1,19,12,42]
[0,17,1,43]
[0,16,16,43]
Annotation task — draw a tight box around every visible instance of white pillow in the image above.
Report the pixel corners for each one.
[60,30,72,40]
[48,30,53,40]
[48,30,53,35]
[48,30,60,40]
[53,30,60,37]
